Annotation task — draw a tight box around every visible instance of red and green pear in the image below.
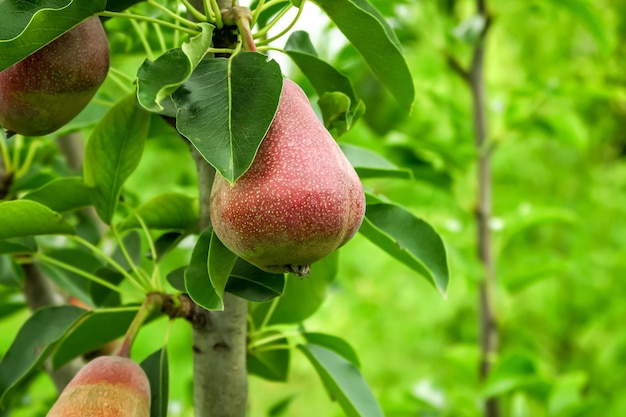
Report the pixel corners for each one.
[46,355,150,417]
[0,17,110,136]
[210,79,366,276]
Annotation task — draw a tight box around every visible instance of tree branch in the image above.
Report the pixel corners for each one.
[468,1,500,416]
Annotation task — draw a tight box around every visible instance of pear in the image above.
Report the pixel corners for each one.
[210,79,366,276]
[46,356,150,417]
[0,17,109,136]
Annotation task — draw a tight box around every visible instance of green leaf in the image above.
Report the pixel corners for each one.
[136,24,214,112]
[303,333,361,368]
[83,94,151,224]
[90,268,125,307]
[0,200,75,239]
[173,52,283,183]
[185,228,234,311]
[299,344,384,417]
[285,31,358,104]
[253,252,338,326]
[0,237,37,255]
[207,231,238,308]
[0,0,107,71]
[111,231,142,271]
[359,202,449,296]
[52,308,139,369]
[141,348,169,417]
[285,31,364,134]
[22,177,92,212]
[152,232,186,261]
[119,193,198,232]
[248,333,290,382]
[0,305,87,406]
[340,144,412,180]
[226,259,285,302]
[311,0,414,111]
[317,91,366,136]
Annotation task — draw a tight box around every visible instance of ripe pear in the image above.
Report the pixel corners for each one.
[210,79,366,276]
[0,17,109,136]
[46,356,150,417]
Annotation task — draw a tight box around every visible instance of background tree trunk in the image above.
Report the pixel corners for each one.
[469,1,500,416]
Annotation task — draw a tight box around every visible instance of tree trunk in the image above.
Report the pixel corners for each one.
[469,1,499,416]
[191,147,249,417]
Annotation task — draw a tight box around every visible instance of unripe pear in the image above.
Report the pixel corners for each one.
[46,356,150,417]
[210,79,366,276]
[0,17,109,136]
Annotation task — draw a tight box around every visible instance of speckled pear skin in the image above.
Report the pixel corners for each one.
[46,356,151,417]
[0,17,109,136]
[210,79,366,276]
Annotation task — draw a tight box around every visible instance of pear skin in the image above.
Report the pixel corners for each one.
[210,79,366,276]
[46,356,150,417]
[0,17,109,136]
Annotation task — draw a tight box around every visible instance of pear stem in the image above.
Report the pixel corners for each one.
[117,293,163,358]
[223,7,257,52]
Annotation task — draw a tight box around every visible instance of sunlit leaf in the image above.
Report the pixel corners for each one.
[0,200,75,239]
[83,94,151,224]
[340,144,412,180]
[299,344,384,417]
[359,201,449,296]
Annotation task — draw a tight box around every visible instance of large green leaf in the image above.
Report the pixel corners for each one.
[173,52,283,183]
[119,193,198,232]
[359,202,449,296]
[299,344,384,417]
[0,200,75,239]
[311,0,414,111]
[141,348,169,417]
[22,177,92,213]
[52,308,140,369]
[0,305,87,406]
[0,0,106,71]
[136,24,214,113]
[83,94,151,224]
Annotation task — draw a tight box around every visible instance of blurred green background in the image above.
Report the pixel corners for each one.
[2,0,626,416]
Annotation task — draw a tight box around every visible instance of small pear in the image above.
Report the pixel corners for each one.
[46,356,150,417]
[210,79,366,276]
[0,17,109,136]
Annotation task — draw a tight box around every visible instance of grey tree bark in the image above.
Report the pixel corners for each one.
[191,147,249,417]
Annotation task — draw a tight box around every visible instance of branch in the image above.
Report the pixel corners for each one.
[468,1,499,417]
[21,262,85,392]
